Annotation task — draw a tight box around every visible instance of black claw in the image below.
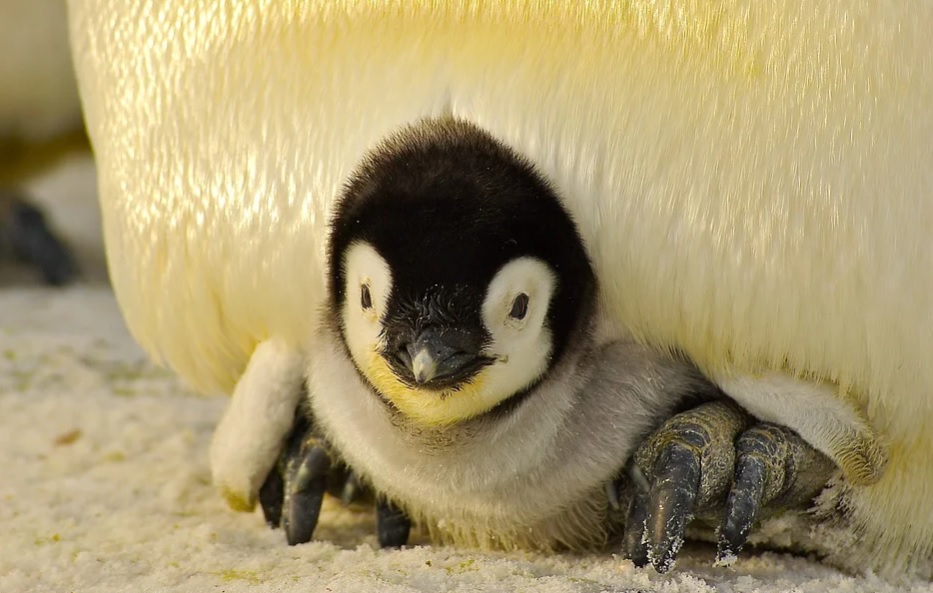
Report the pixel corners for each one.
[283,445,331,546]
[619,401,834,571]
[259,407,384,546]
[646,444,700,573]
[715,423,835,564]
[717,453,766,563]
[622,486,650,567]
[259,466,285,529]
[376,499,411,548]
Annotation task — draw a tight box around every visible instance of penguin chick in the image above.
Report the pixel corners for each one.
[325,116,599,428]
[262,118,838,559]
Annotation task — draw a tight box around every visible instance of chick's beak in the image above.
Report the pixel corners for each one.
[391,326,490,389]
[411,346,439,384]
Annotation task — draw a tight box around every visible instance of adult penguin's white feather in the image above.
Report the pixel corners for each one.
[68,1,933,577]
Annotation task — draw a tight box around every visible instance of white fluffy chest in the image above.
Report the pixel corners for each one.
[306,326,701,548]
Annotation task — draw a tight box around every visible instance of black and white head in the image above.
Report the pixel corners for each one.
[327,118,595,426]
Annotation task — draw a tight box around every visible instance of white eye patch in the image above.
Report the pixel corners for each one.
[482,257,556,336]
[479,257,557,397]
[341,242,393,365]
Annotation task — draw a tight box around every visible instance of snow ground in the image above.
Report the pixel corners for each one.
[0,157,928,592]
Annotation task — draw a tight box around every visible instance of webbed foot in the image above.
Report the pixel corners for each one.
[258,412,412,548]
[618,400,836,573]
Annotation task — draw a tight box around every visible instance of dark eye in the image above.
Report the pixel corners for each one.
[361,284,372,310]
[509,293,529,320]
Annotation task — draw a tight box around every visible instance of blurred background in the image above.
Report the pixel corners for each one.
[0,0,106,290]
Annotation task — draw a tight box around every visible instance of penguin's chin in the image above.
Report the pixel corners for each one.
[360,352,512,427]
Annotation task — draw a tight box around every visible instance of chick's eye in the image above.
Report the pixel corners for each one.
[360,284,373,310]
[509,293,529,320]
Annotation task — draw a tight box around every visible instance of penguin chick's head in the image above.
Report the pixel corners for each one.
[328,118,595,427]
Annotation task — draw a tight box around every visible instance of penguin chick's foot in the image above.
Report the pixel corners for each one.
[259,411,412,548]
[0,189,76,286]
[618,400,836,574]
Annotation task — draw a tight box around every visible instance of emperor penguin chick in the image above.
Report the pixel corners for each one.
[261,118,836,568]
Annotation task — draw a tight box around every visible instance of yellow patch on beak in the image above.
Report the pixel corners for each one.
[362,352,500,426]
